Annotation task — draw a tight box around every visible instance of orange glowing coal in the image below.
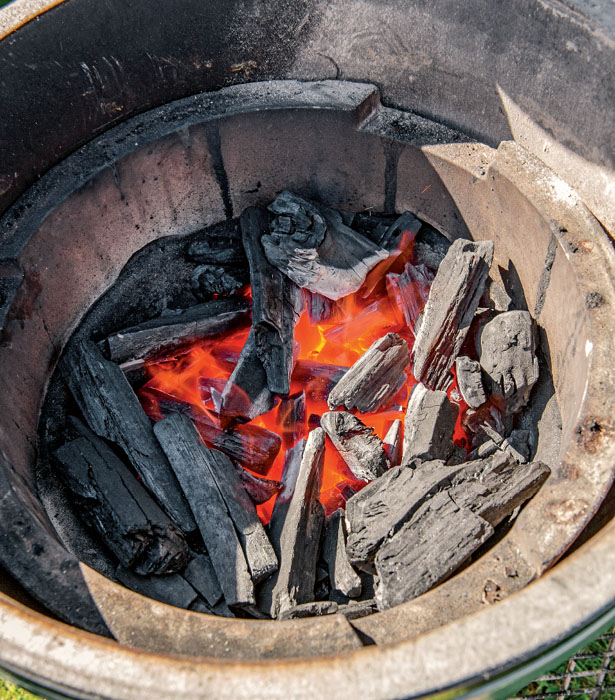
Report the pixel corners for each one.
[138,227,470,524]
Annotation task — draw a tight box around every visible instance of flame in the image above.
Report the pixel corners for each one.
[138,229,471,524]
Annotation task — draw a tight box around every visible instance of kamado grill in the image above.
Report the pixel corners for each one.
[1,1,615,698]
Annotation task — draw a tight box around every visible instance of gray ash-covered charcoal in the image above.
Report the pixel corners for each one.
[61,340,195,533]
[105,297,250,368]
[470,424,530,463]
[412,223,451,272]
[455,356,487,409]
[383,419,403,467]
[413,239,494,390]
[153,413,254,607]
[234,464,283,505]
[190,264,246,300]
[337,599,377,620]
[241,206,304,395]
[321,411,389,482]
[392,262,434,335]
[478,310,539,413]
[322,509,362,599]
[261,191,389,300]
[403,383,462,464]
[327,333,410,413]
[278,601,339,620]
[55,428,189,576]
[182,553,223,608]
[374,490,494,610]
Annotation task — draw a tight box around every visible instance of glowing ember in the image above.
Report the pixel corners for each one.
[138,232,470,524]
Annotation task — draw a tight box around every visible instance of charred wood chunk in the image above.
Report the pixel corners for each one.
[182,553,223,607]
[234,464,283,505]
[321,411,389,482]
[455,356,487,409]
[413,224,451,272]
[190,264,246,301]
[461,401,510,448]
[115,566,200,610]
[262,191,389,301]
[61,340,195,533]
[305,289,338,323]
[207,449,278,584]
[55,431,189,576]
[105,297,250,368]
[327,333,410,413]
[375,211,422,251]
[322,509,362,599]
[403,383,461,465]
[153,413,254,607]
[374,491,494,610]
[478,310,539,413]
[470,424,530,464]
[345,459,468,568]
[186,219,247,266]
[219,329,276,428]
[383,419,403,467]
[241,206,304,395]
[413,239,494,390]
[277,391,307,448]
[278,601,339,620]
[261,429,326,618]
[337,599,377,620]
[390,262,433,335]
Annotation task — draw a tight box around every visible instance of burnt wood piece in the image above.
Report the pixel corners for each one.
[327,333,410,413]
[413,224,451,272]
[190,264,246,300]
[391,262,434,333]
[375,211,422,251]
[305,289,338,323]
[189,597,235,618]
[323,509,362,599]
[345,459,467,568]
[412,239,494,390]
[115,567,200,610]
[182,553,223,607]
[455,356,487,409]
[153,413,254,607]
[449,453,550,527]
[321,411,389,482]
[383,419,403,467]
[186,220,247,266]
[55,432,189,576]
[262,192,389,300]
[264,428,326,618]
[403,383,462,464]
[241,206,304,395]
[105,297,251,367]
[234,464,283,505]
[293,359,348,387]
[61,340,195,533]
[337,599,377,620]
[374,491,494,610]
[278,391,307,448]
[207,449,278,584]
[278,601,339,620]
[471,423,530,464]
[219,329,276,428]
[478,310,539,413]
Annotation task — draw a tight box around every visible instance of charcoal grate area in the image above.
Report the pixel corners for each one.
[514,626,615,699]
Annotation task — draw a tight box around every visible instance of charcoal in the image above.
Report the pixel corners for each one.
[461,401,510,447]
[374,211,422,251]
[262,191,389,300]
[403,383,462,464]
[61,340,195,533]
[322,509,362,599]
[337,599,377,620]
[261,429,326,618]
[234,464,283,505]
[374,490,494,610]
[412,239,494,390]
[105,298,250,367]
[389,262,433,334]
[478,310,539,413]
[277,391,307,448]
[321,411,389,482]
[278,601,338,620]
[455,356,487,409]
[382,419,403,467]
[115,567,200,610]
[153,413,254,607]
[55,429,189,576]
[353,212,395,243]
[186,220,247,266]
[305,289,338,323]
[182,553,223,607]
[345,459,468,568]
[413,224,451,271]
[327,333,410,413]
[190,264,246,300]
[470,424,530,463]
[219,329,276,427]
[241,206,304,395]
[189,598,235,618]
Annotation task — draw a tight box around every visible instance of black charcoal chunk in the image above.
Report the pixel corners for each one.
[322,509,362,599]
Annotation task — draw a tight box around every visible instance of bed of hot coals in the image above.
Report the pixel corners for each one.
[52,192,550,620]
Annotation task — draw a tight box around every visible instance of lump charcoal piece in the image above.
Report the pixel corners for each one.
[337,599,377,620]
[413,224,451,272]
[55,432,189,575]
[455,356,487,409]
[374,211,422,251]
[383,419,403,467]
[153,413,254,607]
[61,340,195,533]
[277,391,307,448]
[219,329,276,428]
[305,289,338,323]
[374,490,494,610]
[261,429,326,618]
[403,383,462,464]
[105,297,250,367]
[322,509,362,599]
[321,411,389,482]
[390,262,434,335]
[190,264,246,300]
[461,401,510,448]
[234,464,283,505]
[470,423,530,464]
[327,333,410,413]
[278,601,338,620]
[186,219,247,266]
[262,191,389,300]
[413,239,494,390]
[478,310,539,413]
[345,459,468,568]
[182,553,223,607]
[241,206,304,395]
[115,567,200,610]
